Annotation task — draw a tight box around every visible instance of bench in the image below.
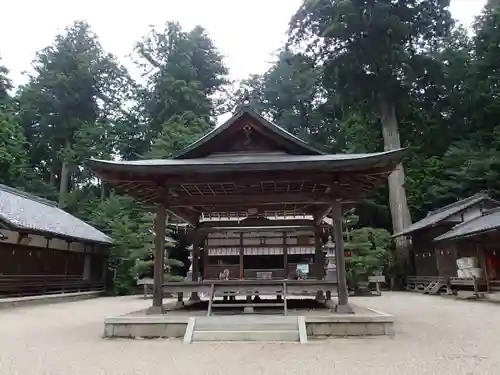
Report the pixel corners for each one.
[0,275,105,297]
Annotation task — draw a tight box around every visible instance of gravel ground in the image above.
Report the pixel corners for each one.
[1,292,499,375]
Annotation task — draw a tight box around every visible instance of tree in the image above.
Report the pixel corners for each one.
[17,21,133,206]
[132,22,229,157]
[345,227,392,293]
[234,49,340,151]
[289,0,455,266]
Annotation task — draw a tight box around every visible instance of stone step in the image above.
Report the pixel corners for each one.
[192,330,300,342]
[194,315,298,331]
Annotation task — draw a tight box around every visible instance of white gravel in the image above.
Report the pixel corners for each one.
[1,292,500,375]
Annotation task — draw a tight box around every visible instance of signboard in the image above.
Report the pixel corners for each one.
[256,271,272,280]
[368,275,385,283]
[296,264,309,278]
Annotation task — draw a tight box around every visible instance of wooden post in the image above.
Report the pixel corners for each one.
[314,225,324,301]
[149,202,166,314]
[190,231,200,301]
[239,232,244,279]
[331,200,353,313]
[283,231,288,278]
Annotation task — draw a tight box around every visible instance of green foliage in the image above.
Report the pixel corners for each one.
[148,112,211,158]
[86,195,154,295]
[345,227,392,289]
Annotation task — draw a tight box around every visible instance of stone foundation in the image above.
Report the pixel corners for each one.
[104,307,394,339]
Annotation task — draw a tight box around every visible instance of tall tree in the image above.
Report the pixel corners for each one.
[234,49,340,151]
[131,22,229,157]
[289,0,454,263]
[17,21,133,206]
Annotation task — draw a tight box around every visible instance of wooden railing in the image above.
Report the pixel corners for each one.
[0,274,105,297]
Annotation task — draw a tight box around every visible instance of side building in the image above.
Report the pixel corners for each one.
[0,184,111,296]
[393,193,500,293]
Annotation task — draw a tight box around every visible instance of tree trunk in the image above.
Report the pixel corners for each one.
[379,96,412,268]
[58,140,71,208]
[100,179,106,202]
[49,170,56,186]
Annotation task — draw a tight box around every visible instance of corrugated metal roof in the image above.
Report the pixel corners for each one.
[434,207,500,242]
[393,193,497,238]
[0,185,112,244]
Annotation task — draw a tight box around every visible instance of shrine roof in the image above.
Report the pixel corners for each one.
[173,107,324,158]
[89,149,405,174]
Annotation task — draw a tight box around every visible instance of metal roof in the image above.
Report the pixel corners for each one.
[434,207,500,242]
[0,184,112,244]
[393,193,498,238]
[173,107,325,158]
[89,149,406,174]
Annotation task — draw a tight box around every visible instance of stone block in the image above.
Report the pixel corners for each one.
[345,323,367,336]
[365,323,385,336]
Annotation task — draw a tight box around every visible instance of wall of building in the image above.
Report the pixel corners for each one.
[0,229,108,279]
[204,229,318,280]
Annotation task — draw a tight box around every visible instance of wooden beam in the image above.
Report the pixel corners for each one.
[313,205,332,225]
[166,208,198,226]
[198,219,324,230]
[100,167,393,187]
[167,193,335,208]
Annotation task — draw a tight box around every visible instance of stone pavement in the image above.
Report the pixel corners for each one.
[0,292,499,375]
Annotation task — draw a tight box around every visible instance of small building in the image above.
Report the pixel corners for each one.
[434,208,500,292]
[393,193,499,278]
[0,184,111,296]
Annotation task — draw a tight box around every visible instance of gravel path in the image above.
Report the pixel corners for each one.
[1,292,499,375]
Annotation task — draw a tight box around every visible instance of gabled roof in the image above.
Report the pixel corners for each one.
[393,193,499,238]
[0,185,112,244]
[434,207,500,242]
[173,107,325,159]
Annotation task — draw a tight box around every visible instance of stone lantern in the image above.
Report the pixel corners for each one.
[322,235,337,281]
[185,244,194,281]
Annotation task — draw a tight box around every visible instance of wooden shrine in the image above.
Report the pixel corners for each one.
[89,107,405,314]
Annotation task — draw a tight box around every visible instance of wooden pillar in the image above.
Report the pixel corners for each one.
[239,232,244,279]
[203,237,208,279]
[314,225,324,301]
[331,200,353,313]
[283,231,288,278]
[190,231,200,301]
[150,203,166,314]
[314,226,324,279]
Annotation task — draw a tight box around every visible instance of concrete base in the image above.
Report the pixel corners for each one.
[104,307,394,339]
[104,316,187,338]
[0,291,104,310]
[306,308,394,337]
[146,305,165,315]
[335,303,354,314]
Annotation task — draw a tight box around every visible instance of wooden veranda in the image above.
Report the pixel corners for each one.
[89,107,405,313]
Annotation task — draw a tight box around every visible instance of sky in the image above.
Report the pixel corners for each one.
[0,0,488,88]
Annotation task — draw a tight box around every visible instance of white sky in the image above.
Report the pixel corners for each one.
[0,0,488,88]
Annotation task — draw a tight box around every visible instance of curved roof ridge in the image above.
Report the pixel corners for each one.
[172,107,325,159]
